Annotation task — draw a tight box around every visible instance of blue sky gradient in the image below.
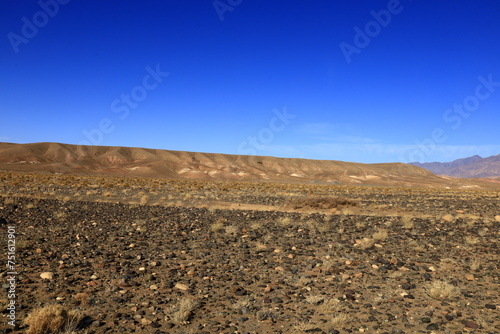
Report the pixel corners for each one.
[2,0,499,163]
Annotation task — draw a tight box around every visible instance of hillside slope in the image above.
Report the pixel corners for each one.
[0,142,497,189]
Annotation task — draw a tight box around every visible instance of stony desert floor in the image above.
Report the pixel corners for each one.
[0,171,499,333]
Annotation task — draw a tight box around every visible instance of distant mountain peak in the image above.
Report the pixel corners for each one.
[410,154,500,178]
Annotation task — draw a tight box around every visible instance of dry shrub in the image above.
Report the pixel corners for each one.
[372,229,388,241]
[401,216,414,229]
[225,225,239,235]
[469,258,481,271]
[24,304,82,334]
[73,293,89,305]
[231,296,252,310]
[286,196,357,210]
[305,294,324,305]
[329,313,350,328]
[278,217,292,226]
[256,308,276,321]
[356,237,375,250]
[293,321,316,332]
[140,195,149,205]
[170,297,200,325]
[426,281,461,301]
[321,298,341,313]
[210,221,224,232]
[465,236,480,245]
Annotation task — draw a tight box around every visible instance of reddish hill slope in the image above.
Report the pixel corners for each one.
[0,142,497,189]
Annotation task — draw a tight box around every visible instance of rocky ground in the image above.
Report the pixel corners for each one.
[0,171,499,333]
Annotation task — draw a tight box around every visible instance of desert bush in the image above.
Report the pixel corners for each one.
[464,236,480,245]
[321,298,341,312]
[278,217,292,226]
[24,304,82,334]
[225,225,239,235]
[286,196,357,210]
[210,221,225,232]
[329,313,350,328]
[140,195,149,205]
[170,297,200,325]
[426,281,460,301]
[256,308,276,321]
[401,216,414,229]
[305,294,324,305]
[356,237,374,250]
[372,229,388,241]
[73,293,89,306]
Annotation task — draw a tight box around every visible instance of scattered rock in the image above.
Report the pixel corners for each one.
[174,283,189,291]
[463,320,479,329]
[426,323,439,330]
[40,272,54,280]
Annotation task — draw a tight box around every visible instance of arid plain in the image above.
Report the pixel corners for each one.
[0,143,499,334]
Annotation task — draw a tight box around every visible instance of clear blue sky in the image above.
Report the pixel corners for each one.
[2,0,499,163]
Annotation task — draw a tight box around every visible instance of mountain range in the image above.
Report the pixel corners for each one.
[410,154,500,179]
[0,142,498,189]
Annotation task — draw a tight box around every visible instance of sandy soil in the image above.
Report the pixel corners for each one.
[0,171,498,333]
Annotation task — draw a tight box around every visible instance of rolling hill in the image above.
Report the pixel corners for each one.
[0,142,497,189]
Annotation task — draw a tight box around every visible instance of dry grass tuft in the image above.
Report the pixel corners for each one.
[321,298,341,313]
[250,221,263,230]
[170,297,200,325]
[278,217,292,226]
[356,237,375,250]
[24,304,82,334]
[210,221,225,233]
[372,229,388,241]
[305,294,324,305]
[256,308,276,321]
[426,281,461,301]
[464,235,480,245]
[292,321,316,332]
[401,216,414,229]
[469,258,481,271]
[140,195,149,205]
[329,313,350,328]
[225,225,239,235]
[73,293,89,306]
[231,296,252,310]
[286,196,357,210]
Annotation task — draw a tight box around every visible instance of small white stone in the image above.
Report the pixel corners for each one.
[40,272,54,280]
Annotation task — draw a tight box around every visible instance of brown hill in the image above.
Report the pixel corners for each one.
[0,142,497,189]
[410,154,500,178]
